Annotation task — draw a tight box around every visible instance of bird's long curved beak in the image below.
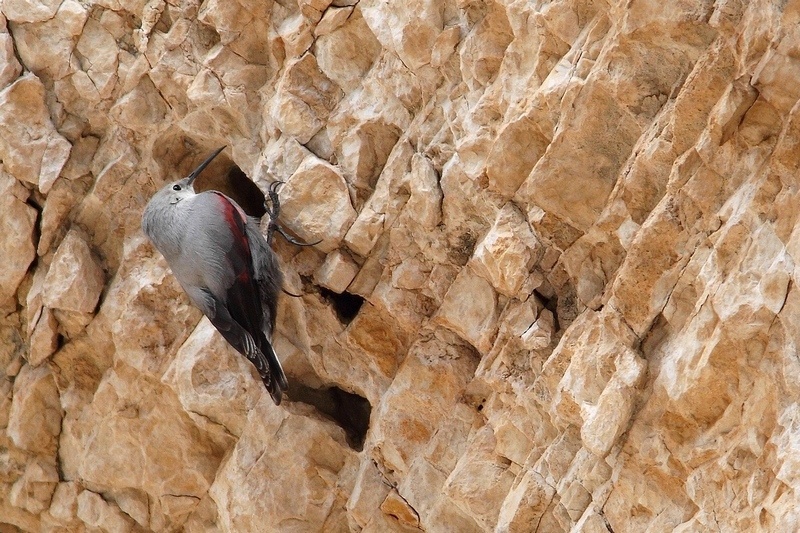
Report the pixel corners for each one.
[187,146,226,186]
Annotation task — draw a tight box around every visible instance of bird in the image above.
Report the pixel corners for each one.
[141,146,289,405]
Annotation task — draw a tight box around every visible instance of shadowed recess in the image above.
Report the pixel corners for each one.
[534,288,560,332]
[194,163,267,219]
[286,382,372,451]
[319,287,364,324]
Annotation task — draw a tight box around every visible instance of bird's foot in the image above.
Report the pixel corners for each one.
[265,181,284,222]
[264,181,322,248]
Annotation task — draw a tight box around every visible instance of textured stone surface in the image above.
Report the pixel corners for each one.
[0,170,37,308]
[0,74,71,193]
[7,364,61,458]
[4,1,800,531]
[42,229,105,315]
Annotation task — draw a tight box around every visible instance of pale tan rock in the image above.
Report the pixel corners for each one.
[109,247,202,379]
[0,18,21,89]
[114,488,149,529]
[109,76,169,135]
[2,0,61,23]
[336,120,402,199]
[198,0,271,64]
[0,499,39,532]
[433,266,499,353]
[580,347,646,457]
[380,489,420,529]
[430,25,460,68]
[272,54,343,144]
[360,0,443,71]
[209,401,358,532]
[443,426,516,529]
[300,0,333,22]
[7,0,800,530]
[277,13,314,59]
[405,153,443,230]
[369,331,478,479]
[521,307,554,351]
[392,401,482,531]
[486,114,550,197]
[7,364,61,457]
[47,481,81,526]
[0,174,37,307]
[347,459,393,529]
[72,364,226,529]
[344,140,414,255]
[162,317,261,438]
[42,230,105,315]
[495,468,555,533]
[38,167,92,256]
[339,302,408,402]
[133,0,166,52]
[77,490,135,533]
[315,6,353,37]
[75,18,118,101]
[28,307,59,366]
[471,204,539,298]
[1,384,18,431]
[9,459,59,514]
[315,250,359,293]
[182,493,221,533]
[10,0,86,85]
[315,8,381,93]
[0,74,71,193]
[279,156,357,252]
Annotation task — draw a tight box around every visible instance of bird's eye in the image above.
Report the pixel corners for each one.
[173,184,181,191]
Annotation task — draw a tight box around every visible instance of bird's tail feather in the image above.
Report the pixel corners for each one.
[209,311,287,405]
[261,338,289,400]
[242,330,288,405]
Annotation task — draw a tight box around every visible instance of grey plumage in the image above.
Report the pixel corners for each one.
[142,147,288,405]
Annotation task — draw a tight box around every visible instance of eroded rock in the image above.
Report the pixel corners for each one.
[42,230,105,315]
[0,74,71,193]
[0,171,37,307]
[279,156,357,252]
[5,1,800,531]
[7,364,61,457]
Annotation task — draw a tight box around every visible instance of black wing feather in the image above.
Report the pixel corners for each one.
[208,192,288,404]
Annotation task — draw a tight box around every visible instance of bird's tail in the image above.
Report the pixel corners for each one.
[259,336,289,405]
[237,327,288,405]
[209,312,288,405]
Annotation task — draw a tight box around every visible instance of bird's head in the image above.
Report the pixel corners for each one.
[142,146,227,245]
[158,146,226,206]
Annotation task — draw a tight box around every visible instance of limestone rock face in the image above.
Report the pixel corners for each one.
[42,229,105,315]
[0,74,71,193]
[4,1,800,531]
[0,170,37,308]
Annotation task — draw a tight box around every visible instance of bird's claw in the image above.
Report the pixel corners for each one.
[264,180,321,248]
[265,181,284,222]
[268,222,322,247]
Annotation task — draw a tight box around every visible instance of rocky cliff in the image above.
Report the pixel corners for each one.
[1,0,799,531]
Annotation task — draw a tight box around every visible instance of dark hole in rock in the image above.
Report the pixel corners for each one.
[286,382,372,451]
[319,287,364,324]
[193,162,267,219]
[534,288,560,332]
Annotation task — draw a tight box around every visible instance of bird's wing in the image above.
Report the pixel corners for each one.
[244,218,288,393]
[181,191,287,403]
[244,218,283,334]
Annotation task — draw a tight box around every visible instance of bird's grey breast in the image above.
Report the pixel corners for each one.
[170,193,238,295]
[142,189,191,261]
